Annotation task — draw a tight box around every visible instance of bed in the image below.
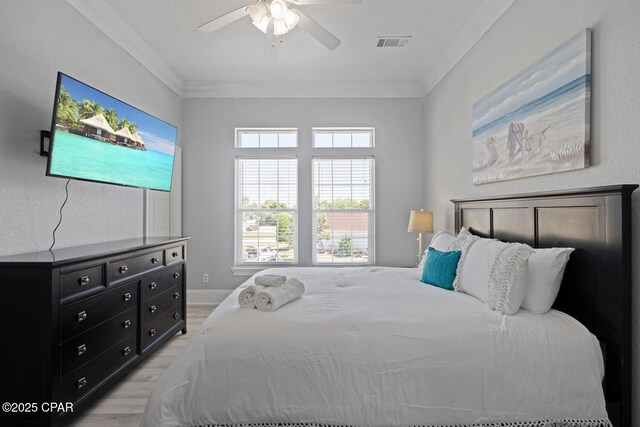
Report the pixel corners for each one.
[142,185,636,427]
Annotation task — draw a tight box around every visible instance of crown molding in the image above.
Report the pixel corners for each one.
[65,0,184,97]
[182,80,423,99]
[419,0,515,97]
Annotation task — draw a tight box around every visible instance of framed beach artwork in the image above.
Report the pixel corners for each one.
[472,29,591,185]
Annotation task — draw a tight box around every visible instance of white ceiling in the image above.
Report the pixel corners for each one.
[68,0,515,97]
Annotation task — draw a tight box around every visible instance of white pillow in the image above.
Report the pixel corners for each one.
[457,226,472,239]
[521,247,574,314]
[418,231,469,270]
[417,231,456,269]
[455,237,534,315]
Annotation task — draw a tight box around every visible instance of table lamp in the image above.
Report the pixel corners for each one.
[408,210,434,265]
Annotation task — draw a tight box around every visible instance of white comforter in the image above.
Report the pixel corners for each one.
[142,267,609,427]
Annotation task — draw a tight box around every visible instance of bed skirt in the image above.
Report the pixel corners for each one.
[196,419,612,427]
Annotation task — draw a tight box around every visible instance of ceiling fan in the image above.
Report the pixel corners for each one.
[198,0,363,58]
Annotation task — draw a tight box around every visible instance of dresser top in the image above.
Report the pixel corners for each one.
[0,236,190,266]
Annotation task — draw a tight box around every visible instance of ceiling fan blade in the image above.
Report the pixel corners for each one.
[296,10,341,50]
[264,20,278,59]
[291,0,363,4]
[197,6,250,33]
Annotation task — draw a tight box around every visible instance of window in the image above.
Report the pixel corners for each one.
[235,158,298,265]
[236,128,298,148]
[312,157,374,265]
[312,128,374,148]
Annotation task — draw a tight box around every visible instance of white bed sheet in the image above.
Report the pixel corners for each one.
[142,267,608,427]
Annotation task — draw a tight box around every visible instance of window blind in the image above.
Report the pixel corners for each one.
[235,158,298,264]
[312,157,375,265]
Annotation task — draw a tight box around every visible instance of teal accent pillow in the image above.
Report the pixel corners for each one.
[421,247,462,291]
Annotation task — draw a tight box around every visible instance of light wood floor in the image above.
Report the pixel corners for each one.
[69,304,217,427]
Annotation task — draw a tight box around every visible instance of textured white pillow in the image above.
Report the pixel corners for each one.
[521,247,574,314]
[456,237,534,315]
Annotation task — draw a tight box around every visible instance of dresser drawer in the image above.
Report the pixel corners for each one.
[61,334,137,404]
[60,264,105,301]
[61,281,137,341]
[142,306,183,351]
[61,308,136,376]
[142,284,183,325]
[165,244,184,265]
[141,264,183,300]
[108,249,164,283]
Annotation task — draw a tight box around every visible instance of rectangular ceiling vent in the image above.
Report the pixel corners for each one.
[376,36,410,48]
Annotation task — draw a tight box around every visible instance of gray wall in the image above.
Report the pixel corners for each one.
[0,0,182,256]
[145,147,183,237]
[421,0,640,421]
[182,98,424,291]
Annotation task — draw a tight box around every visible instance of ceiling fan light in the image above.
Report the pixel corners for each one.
[284,9,300,29]
[252,15,270,33]
[269,0,287,20]
[247,2,267,22]
[274,19,290,35]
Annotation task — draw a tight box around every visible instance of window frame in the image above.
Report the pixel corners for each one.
[311,155,375,266]
[234,156,299,267]
[235,128,299,148]
[312,127,375,148]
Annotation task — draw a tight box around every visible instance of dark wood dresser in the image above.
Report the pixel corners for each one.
[0,236,189,426]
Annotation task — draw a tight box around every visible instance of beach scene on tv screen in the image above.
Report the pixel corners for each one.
[50,74,177,191]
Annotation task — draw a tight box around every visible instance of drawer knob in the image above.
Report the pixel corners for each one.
[149,305,157,313]
[77,311,87,322]
[79,276,90,286]
[173,292,180,299]
[77,344,87,356]
[172,251,179,258]
[123,292,132,302]
[149,329,156,337]
[149,282,157,290]
[122,346,131,357]
[173,272,180,279]
[173,312,181,320]
[122,319,131,329]
[151,257,160,264]
[77,377,87,390]
[119,265,128,274]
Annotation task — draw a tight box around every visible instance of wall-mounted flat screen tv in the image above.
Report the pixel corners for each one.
[47,72,178,191]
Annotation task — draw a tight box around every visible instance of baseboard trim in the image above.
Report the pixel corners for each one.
[187,289,233,305]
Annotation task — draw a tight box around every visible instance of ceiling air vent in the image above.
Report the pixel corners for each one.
[376,36,410,48]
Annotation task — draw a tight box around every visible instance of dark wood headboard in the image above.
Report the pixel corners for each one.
[451,185,637,427]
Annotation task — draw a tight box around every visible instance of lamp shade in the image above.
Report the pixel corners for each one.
[408,210,434,233]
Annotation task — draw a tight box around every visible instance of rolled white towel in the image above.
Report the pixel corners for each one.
[255,274,287,287]
[238,284,266,309]
[255,278,305,312]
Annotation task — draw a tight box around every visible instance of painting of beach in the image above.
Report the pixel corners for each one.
[48,73,177,191]
[472,29,591,185]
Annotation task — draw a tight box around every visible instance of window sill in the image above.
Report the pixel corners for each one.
[231,265,297,277]
[312,262,374,267]
[231,263,376,277]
